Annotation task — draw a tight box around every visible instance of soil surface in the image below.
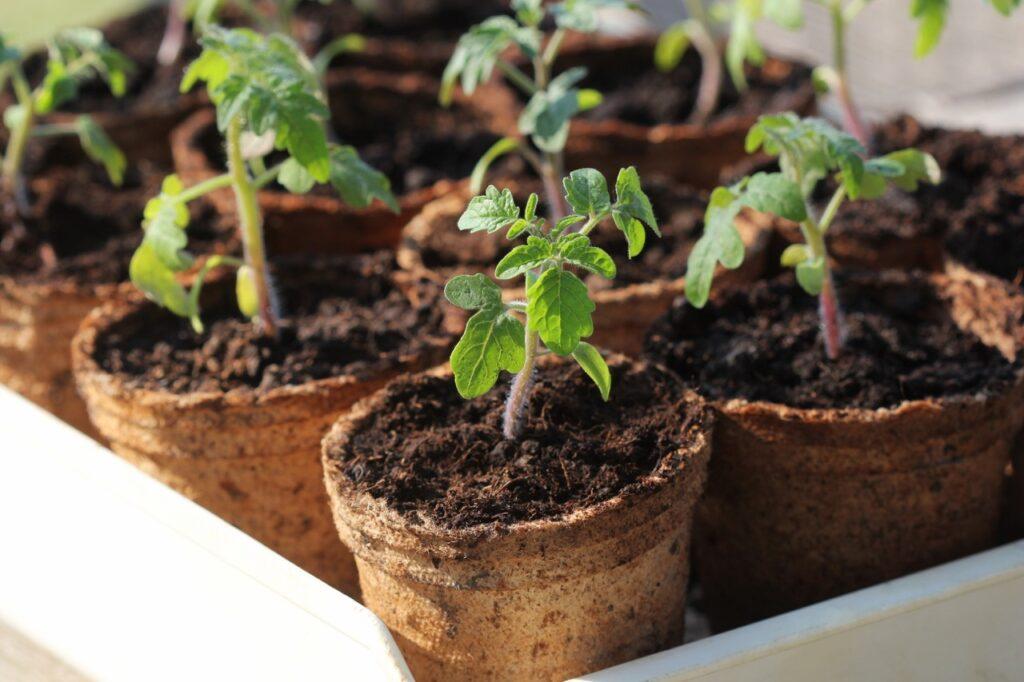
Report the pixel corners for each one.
[329,359,706,529]
[0,154,222,286]
[945,177,1024,286]
[412,177,708,289]
[562,42,812,127]
[645,273,1019,410]
[94,253,449,394]
[826,116,1024,244]
[296,0,506,50]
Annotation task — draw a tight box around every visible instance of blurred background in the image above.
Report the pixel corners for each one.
[5,0,1024,132]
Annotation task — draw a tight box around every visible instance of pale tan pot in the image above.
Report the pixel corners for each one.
[322,361,712,681]
[72,295,450,597]
[398,187,773,355]
[686,267,1024,629]
[0,276,127,439]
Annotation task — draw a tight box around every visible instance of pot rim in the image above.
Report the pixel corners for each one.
[71,275,452,410]
[680,266,1024,424]
[322,355,712,545]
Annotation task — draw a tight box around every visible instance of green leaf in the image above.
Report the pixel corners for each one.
[552,213,586,237]
[563,167,610,216]
[572,341,611,401]
[512,0,545,25]
[445,273,504,310]
[35,60,78,114]
[451,307,526,398]
[441,16,540,105]
[550,0,641,32]
[458,186,520,233]
[140,175,193,272]
[874,148,942,192]
[328,145,398,211]
[49,28,134,99]
[495,236,553,279]
[780,243,810,267]
[279,106,330,182]
[129,241,191,318]
[763,0,804,29]
[726,0,765,90]
[685,186,746,308]
[577,89,603,111]
[911,0,949,58]
[988,0,1022,14]
[75,115,126,186]
[235,265,259,320]
[470,136,520,193]
[527,268,594,355]
[558,234,616,279]
[655,22,691,72]
[3,104,25,132]
[612,212,646,258]
[795,256,825,295]
[738,172,807,221]
[507,219,530,240]
[518,67,586,153]
[278,158,317,194]
[613,166,659,234]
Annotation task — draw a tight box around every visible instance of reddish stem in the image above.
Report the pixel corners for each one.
[819,271,845,360]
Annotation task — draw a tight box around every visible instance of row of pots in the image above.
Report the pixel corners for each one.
[3,8,1024,680]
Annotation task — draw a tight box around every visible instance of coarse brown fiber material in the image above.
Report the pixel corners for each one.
[322,358,711,680]
[646,267,1024,629]
[72,258,452,596]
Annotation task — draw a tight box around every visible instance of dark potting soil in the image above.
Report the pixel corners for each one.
[295,0,507,50]
[0,160,213,286]
[945,177,1024,286]
[414,178,708,289]
[826,116,1024,245]
[330,360,706,529]
[94,253,449,394]
[645,273,1020,410]
[568,42,812,127]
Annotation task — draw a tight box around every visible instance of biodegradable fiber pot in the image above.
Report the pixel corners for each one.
[398,180,773,355]
[551,34,815,189]
[72,255,452,596]
[172,68,519,256]
[322,357,711,681]
[645,267,1024,629]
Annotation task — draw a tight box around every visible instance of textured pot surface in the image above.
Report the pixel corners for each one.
[72,294,450,597]
[322,361,711,681]
[690,267,1024,629]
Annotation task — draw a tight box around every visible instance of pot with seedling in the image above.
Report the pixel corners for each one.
[478,0,815,188]
[0,30,143,434]
[402,0,772,354]
[323,167,711,681]
[645,113,1024,630]
[762,0,1024,272]
[71,27,451,596]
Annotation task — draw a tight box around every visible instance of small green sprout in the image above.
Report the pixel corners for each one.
[130,26,395,337]
[1,29,130,211]
[911,0,1021,59]
[158,0,363,75]
[446,166,659,439]
[441,0,642,223]
[685,113,940,359]
[656,0,804,125]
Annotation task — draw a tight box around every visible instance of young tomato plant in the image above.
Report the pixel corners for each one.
[159,0,363,75]
[130,26,395,337]
[445,166,658,440]
[0,30,129,212]
[685,113,939,359]
[656,0,802,125]
[441,0,641,223]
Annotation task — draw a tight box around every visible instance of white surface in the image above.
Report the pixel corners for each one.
[0,386,412,682]
[577,540,1024,681]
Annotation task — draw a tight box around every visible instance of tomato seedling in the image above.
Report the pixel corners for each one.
[441,0,642,223]
[685,113,939,359]
[130,26,395,337]
[655,0,803,125]
[1,30,129,213]
[446,166,658,439]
